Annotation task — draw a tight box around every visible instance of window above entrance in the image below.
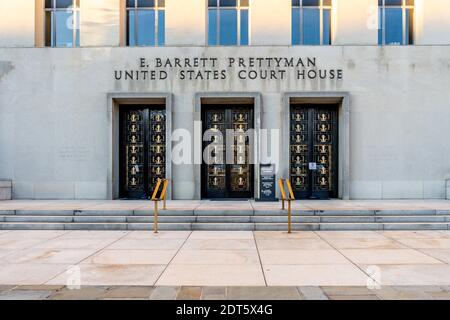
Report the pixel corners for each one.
[126,0,165,47]
[208,0,249,46]
[291,0,332,46]
[44,0,80,47]
[378,0,414,45]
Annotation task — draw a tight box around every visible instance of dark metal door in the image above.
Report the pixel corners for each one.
[290,105,338,199]
[202,106,254,199]
[119,106,166,199]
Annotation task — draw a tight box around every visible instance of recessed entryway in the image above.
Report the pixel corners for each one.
[108,93,172,200]
[195,93,262,200]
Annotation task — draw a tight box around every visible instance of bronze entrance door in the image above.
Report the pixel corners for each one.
[290,105,338,199]
[119,106,166,199]
[202,106,254,199]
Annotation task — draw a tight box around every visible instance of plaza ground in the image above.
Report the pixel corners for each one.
[1,229,450,299]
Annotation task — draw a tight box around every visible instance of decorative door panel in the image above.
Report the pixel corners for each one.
[202,106,254,199]
[149,110,166,187]
[120,106,166,199]
[204,109,227,196]
[290,105,338,199]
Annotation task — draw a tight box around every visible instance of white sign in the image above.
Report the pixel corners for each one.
[309,162,317,170]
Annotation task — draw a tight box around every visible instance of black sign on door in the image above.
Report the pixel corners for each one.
[119,106,166,199]
[202,106,254,199]
[290,104,338,199]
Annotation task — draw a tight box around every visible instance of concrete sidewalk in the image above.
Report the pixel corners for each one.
[1,230,450,290]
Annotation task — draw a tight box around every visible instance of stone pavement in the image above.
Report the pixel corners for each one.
[1,229,450,294]
[1,285,450,300]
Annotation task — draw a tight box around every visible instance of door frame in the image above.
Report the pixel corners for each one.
[282,92,350,200]
[108,92,173,200]
[194,93,262,200]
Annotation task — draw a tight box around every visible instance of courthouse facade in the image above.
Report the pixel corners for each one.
[0,0,449,201]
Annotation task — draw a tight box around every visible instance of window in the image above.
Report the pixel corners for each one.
[292,0,331,45]
[208,0,249,46]
[45,0,80,47]
[379,0,414,45]
[127,0,165,46]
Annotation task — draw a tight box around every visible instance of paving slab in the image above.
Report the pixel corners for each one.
[395,238,450,249]
[419,249,450,263]
[149,286,180,300]
[61,231,129,239]
[263,265,370,286]
[183,239,256,250]
[0,230,67,239]
[189,231,254,240]
[339,249,443,265]
[259,249,351,265]
[106,238,186,250]
[317,231,390,240]
[4,248,99,264]
[156,264,265,286]
[297,286,328,300]
[104,286,154,299]
[82,249,177,265]
[47,286,110,300]
[201,286,227,300]
[226,286,302,300]
[324,238,406,250]
[176,286,203,300]
[329,295,379,300]
[256,239,332,250]
[321,286,376,296]
[379,230,450,239]
[0,238,51,250]
[0,290,53,300]
[173,250,260,265]
[254,231,321,239]
[124,231,191,239]
[16,285,65,291]
[373,286,433,300]
[35,238,118,250]
[360,264,450,286]
[47,264,166,286]
[0,263,70,285]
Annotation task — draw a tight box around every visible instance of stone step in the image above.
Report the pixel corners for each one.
[2,209,445,217]
[194,210,255,216]
[2,215,449,224]
[0,214,450,224]
[1,222,449,231]
[14,210,75,216]
[192,223,255,231]
[2,216,74,223]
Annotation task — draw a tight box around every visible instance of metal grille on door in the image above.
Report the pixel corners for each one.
[290,105,338,199]
[203,106,253,199]
[121,107,166,199]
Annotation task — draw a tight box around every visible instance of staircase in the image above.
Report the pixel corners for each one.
[0,208,449,231]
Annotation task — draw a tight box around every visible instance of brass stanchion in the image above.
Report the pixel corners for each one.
[287,198,292,234]
[279,178,296,234]
[286,179,295,234]
[153,200,159,233]
[278,178,286,210]
[150,179,170,234]
[151,179,163,234]
[161,179,169,210]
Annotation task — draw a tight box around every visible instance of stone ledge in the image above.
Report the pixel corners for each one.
[0,180,12,188]
[0,179,12,200]
[447,179,450,200]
